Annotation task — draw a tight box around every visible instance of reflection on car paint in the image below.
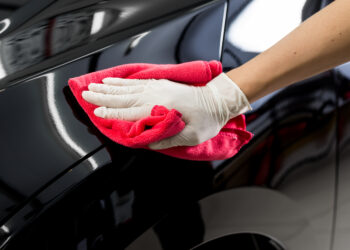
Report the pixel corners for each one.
[0,0,346,249]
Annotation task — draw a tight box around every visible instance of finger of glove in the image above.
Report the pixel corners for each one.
[148,126,200,150]
[88,83,144,95]
[82,91,140,108]
[94,105,152,121]
[102,77,151,86]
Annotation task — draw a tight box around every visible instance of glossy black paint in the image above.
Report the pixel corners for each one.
[0,0,223,88]
[0,0,225,249]
[0,0,345,249]
[3,149,216,250]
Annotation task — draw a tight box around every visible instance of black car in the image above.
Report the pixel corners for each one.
[0,0,348,249]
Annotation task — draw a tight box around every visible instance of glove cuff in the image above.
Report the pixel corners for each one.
[207,72,252,119]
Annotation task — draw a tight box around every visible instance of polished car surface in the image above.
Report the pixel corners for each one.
[0,0,348,249]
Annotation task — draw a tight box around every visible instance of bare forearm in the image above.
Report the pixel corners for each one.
[226,0,350,103]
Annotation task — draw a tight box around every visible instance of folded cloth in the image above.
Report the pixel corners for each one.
[68,60,253,161]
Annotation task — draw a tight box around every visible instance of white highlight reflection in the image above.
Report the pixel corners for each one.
[0,18,10,34]
[119,6,139,19]
[129,31,150,49]
[0,42,6,79]
[45,73,98,170]
[90,11,106,35]
[227,0,307,52]
[0,225,9,234]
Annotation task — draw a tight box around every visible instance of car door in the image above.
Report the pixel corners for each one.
[0,0,227,249]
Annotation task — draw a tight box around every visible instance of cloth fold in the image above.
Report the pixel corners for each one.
[68,60,253,161]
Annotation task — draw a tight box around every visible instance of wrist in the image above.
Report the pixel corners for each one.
[226,66,257,102]
[207,73,252,119]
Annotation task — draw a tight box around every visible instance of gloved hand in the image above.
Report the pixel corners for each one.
[82,72,252,150]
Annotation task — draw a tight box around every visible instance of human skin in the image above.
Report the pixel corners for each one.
[226,0,350,103]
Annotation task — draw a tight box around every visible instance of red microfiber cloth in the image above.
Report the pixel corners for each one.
[68,60,253,161]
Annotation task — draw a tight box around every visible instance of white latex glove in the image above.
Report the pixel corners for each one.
[82,73,252,150]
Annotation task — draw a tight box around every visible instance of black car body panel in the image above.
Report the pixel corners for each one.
[0,0,347,249]
[0,0,226,248]
[0,0,224,222]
